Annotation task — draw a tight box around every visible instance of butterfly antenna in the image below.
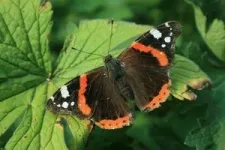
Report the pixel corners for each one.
[107,18,114,56]
[71,47,103,57]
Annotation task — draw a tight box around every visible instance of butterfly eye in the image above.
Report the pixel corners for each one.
[104,55,112,63]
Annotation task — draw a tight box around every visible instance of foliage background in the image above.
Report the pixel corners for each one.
[50,0,225,149]
[0,0,225,149]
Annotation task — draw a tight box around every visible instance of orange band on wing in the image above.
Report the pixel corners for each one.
[78,74,92,116]
[131,42,169,66]
[95,114,132,129]
[144,81,170,111]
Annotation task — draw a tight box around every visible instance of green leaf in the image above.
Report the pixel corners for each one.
[126,113,161,150]
[0,0,90,149]
[0,0,52,101]
[170,55,211,100]
[185,73,225,150]
[205,20,225,62]
[183,4,225,148]
[126,107,205,150]
[63,116,91,150]
[188,1,225,62]
[0,0,211,149]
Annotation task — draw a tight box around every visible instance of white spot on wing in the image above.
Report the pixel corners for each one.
[50,96,54,101]
[165,22,170,27]
[71,102,75,106]
[150,28,162,39]
[62,102,69,108]
[60,86,70,98]
[57,104,61,107]
[170,32,173,36]
[121,62,125,67]
[161,44,166,48]
[164,37,171,43]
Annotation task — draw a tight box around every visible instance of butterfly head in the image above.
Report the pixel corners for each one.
[104,54,113,63]
[104,55,125,79]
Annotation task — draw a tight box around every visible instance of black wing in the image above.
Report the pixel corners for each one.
[119,21,181,111]
[47,67,132,129]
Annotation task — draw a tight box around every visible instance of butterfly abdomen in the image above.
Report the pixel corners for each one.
[115,77,134,100]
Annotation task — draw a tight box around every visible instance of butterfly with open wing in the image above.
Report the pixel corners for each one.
[47,21,181,129]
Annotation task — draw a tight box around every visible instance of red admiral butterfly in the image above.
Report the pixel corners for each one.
[47,21,181,129]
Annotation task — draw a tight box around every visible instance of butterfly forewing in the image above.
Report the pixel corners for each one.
[47,77,92,118]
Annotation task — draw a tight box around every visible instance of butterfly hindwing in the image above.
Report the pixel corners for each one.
[82,68,132,129]
[120,51,170,111]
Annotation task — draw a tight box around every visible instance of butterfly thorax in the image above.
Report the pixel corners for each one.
[104,54,134,100]
[104,55,125,80]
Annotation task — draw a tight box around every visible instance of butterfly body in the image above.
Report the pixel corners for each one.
[47,21,181,129]
[104,55,126,80]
